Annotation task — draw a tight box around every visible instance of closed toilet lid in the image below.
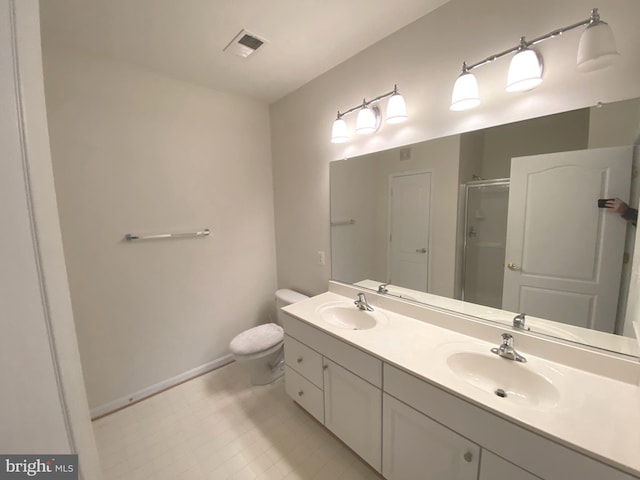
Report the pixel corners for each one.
[229,323,284,356]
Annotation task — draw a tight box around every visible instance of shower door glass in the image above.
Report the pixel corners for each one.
[462,180,510,308]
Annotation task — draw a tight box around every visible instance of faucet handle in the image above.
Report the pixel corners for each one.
[513,313,526,329]
[500,333,513,345]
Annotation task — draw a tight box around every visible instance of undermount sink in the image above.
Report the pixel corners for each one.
[316,302,388,330]
[445,348,562,409]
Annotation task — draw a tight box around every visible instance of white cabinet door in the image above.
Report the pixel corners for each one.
[323,358,382,472]
[479,451,540,480]
[383,393,479,480]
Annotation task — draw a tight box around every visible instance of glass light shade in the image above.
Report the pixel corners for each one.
[577,21,619,72]
[356,106,377,135]
[450,72,480,111]
[385,93,408,124]
[331,118,349,143]
[506,48,543,92]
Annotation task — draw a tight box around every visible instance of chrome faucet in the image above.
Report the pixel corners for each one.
[491,333,527,363]
[377,283,389,294]
[513,313,527,330]
[354,293,374,311]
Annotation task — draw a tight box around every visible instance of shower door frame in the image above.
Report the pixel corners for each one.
[461,178,510,303]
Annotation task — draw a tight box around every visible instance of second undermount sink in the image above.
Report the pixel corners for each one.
[444,347,562,409]
[316,302,388,330]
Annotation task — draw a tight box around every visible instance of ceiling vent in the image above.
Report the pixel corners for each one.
[223,29,267,58]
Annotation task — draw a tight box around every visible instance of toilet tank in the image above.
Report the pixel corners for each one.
[275,289,309,324]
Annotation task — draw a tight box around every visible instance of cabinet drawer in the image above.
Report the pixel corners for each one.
[282,313,382,387]
[285,366,324,424]
[284,335,323,388]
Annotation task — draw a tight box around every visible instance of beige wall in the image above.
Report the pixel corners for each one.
[588,98,640,148]
[330,158,378,284]
[330,136,461,296]
[479,109,590,179]
[270,0,640,297]
[588,99,640,336]
[43,50,278,413]
[373,137,461,297]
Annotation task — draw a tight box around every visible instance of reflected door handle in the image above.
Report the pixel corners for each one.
[507,262,521,271]
[416,248,427,253]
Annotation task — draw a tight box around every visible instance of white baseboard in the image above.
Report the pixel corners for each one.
[90,354,234,419]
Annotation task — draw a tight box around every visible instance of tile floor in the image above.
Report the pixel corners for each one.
[93,361,383,480]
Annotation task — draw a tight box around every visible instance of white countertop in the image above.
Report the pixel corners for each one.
[283,289,640,477]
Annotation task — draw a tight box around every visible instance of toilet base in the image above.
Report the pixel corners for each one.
[249,358,285,385]
[236,346,285,385]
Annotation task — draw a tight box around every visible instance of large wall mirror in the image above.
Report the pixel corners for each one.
[330,97,640,358]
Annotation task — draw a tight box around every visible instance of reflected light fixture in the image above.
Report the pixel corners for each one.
[450,8,619,111]
[331,85,407,143]
[356,101,380,135]
[385,85,408,124]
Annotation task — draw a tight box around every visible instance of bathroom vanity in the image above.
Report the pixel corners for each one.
[281,282,640,480]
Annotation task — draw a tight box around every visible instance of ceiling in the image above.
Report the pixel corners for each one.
[39,0,450,104]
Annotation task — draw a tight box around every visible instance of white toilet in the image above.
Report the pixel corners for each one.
[229,289,308,385]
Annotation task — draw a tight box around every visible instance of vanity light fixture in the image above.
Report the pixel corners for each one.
[330,115,349,144]
[450,62,480,111]
[356,101,380,135]
[450,8,619,111]
[506,38,544,92]
[331,85,407,143]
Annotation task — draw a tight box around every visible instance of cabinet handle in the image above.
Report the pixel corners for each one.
[463,451,473,463]
[297,390,304,397]
[296,357,303,363]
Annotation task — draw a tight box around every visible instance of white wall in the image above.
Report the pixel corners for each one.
[271,0,640,296]
[42,50,278,413]
[1,1,101,477]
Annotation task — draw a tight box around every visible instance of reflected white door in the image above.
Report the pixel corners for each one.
[388,172,431,292]
[502,146,633,332]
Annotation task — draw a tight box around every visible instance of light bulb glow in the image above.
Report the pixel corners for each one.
[450,72,480,111]
[331,118,349,143]
[386,93,408,124]
[356,106,378,134]
[506,48,543,92]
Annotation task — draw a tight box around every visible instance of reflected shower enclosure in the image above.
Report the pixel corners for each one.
[461,179,510,308]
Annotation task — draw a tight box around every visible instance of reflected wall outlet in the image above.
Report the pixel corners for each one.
[317,250,326,265]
